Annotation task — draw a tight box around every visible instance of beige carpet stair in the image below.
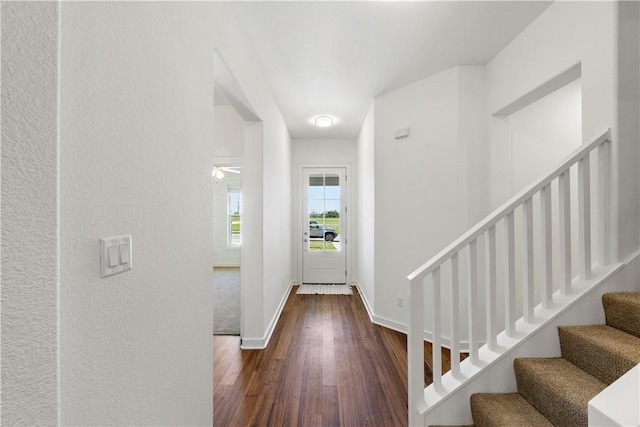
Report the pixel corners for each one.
[467,292,640,427]
[602,292,640,338]
[470,393,553,426]
[514,358,606,426]
[559,325,640,384]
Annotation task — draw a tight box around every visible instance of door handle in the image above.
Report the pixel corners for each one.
[303,238,308,242]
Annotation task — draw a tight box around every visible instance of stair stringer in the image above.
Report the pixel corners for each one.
[421,255,639,427]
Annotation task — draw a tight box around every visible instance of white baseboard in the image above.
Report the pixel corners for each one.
[351,280,374,322]
[240,280,295,350]
[351,281,470,352]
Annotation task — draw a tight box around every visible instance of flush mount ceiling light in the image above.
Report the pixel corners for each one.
[314,116,334,128]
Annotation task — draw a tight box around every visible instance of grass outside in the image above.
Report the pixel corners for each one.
[231,214,240,232]
[309,241,337,251]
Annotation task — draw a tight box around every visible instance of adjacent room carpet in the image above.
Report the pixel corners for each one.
[213,267,240,335]
[297,284,353,295]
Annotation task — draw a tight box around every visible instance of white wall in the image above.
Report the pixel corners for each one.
[210,4,293,349]
[54,2,291,424]
[1,3,60,425]
[366,1,638,343]
[508,79,582,195]
[487,1,639,262]
[291,139,357,283]
[373,66,487,330]
[60,3,217,424]
[239,121,265,343]
[459,66,490,227]
[618,0,640,264]
[260,103,293,340]
[214,105,245,157]
[356,105,376,310]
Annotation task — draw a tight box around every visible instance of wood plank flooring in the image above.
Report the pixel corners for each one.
[214,286,465,427]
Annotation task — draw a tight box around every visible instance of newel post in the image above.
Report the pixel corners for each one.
[408,277,426,426]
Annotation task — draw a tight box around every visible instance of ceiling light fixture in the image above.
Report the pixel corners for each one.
[314,116,334,128]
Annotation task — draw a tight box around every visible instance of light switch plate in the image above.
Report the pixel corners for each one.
[101,235,132,278]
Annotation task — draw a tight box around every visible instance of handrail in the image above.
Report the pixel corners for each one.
[408,128,611,282]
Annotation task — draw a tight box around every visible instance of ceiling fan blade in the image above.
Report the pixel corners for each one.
[220,167,241,174]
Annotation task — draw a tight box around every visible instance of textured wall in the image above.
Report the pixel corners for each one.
[57,1,294,421]
[59,3,216,424]
[1,2,60,425]
[374,66,471,325]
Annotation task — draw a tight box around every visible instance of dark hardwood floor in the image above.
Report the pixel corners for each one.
[214,286,464,427]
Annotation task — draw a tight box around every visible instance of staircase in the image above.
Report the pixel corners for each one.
[470,292,640,426]
[406,130,640,426]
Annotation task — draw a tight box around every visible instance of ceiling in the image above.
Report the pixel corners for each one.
[231,1,552,140]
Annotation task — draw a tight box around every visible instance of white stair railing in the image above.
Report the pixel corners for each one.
[408,129,613,426]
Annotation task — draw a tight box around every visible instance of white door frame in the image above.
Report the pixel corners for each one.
[296,163,351,285]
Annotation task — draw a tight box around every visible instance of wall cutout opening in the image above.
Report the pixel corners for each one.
[508,78,582,192]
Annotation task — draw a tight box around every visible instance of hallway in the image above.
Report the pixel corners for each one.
[213,286,461,426]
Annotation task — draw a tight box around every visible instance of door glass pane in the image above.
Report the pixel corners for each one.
[308,173,340,252]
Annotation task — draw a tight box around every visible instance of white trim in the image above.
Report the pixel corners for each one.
[493,62,581,116]
[213,156,243,167]
[296,162,352,285]
[352,281,471,352]
[352,280,374,322]
[240,281,295,350]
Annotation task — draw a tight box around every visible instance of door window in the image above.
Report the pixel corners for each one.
[308,173,341,251]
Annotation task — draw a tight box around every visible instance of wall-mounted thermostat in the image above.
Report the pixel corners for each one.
[101,235,132,278]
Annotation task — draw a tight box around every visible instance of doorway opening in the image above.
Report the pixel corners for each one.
[213,164,241,336]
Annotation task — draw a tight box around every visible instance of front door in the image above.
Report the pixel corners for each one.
[302,168,347,284]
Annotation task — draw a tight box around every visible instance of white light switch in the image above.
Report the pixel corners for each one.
[101,235,132,278]
[119,244,130,264]
[108,246,119,267]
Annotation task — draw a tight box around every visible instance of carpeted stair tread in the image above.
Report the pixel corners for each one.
[602,292,640,338]
[559,325,640,384]
[470,393,553,426]
[514,358,606,427]
[429,425,474,427]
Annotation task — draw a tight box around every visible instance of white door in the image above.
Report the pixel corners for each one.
[302,168,347,284]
